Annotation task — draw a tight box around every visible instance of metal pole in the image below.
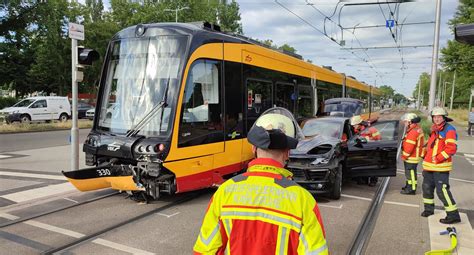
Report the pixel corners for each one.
[175,9,178,22]
[437,72,443,105]
[417,80,421,110]
[71,39,79,171]
[469,89,474,116]
[450,72,456,110]
[428,0,442,112]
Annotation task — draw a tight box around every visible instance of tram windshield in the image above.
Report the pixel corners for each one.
[97,35,188,136]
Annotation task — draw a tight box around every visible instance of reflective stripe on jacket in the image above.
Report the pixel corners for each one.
[361,126,381,141]
[193,158,328,255]
[422,123,457,172]
[401,124,425,163]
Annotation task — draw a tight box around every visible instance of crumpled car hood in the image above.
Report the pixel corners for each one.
[290,135,339,155]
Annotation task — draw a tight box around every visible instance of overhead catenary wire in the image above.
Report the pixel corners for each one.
[277,0,387,84]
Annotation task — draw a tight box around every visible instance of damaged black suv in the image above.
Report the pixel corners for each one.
[287,117,399,199]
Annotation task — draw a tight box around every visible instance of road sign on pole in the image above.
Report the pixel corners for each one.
[68,23,84,41]
[386,20,395,28]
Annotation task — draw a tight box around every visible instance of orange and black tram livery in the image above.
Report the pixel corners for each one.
[63,22,382,199]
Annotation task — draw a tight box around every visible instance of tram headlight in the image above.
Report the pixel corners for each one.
[146,145,154,153]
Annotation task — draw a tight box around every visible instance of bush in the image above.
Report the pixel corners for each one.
[0,97,19,110]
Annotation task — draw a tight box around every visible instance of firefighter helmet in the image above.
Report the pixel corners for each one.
[247,107,303,150]
[401,113,421,123]
[350,115,363,126]
[431,107,448,116]
[431,107,453,122]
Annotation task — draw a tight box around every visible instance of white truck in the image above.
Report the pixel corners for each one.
[0,96,71,123]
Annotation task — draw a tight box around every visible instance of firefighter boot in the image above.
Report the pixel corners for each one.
[439,211,461,224]
[421,211,434,217]
[400,188,416,195]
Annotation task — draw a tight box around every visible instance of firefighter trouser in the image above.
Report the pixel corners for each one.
[422,171,459,217]
[404,162,418,192]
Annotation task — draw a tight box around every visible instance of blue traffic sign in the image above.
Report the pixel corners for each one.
[386,20,395,28]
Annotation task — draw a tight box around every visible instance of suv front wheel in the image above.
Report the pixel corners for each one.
[329,164,343,200]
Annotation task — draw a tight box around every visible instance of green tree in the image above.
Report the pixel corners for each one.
[0,1,38,96]
[28,0,71,96]
[378,85,395,97]
[440,0,473,107]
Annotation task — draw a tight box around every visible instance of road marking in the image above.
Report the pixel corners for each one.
[427,210,474,254]
[342,193,421,208]
[341,194,372,201]
[464,153,474,158]
[318,204,343,209]
[0,155,13,159]
[63,197,79,204]
[1,183,76,203]
[0,171,66,181]
[156,212,180,218]
[23,219,155,254]
[384,201,419,208]
[93,238,155,255]
[0,212,20,220]
[397,169,474,184]
[25,220,85,238]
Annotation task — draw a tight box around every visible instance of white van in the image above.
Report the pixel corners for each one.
[0,96,71,123]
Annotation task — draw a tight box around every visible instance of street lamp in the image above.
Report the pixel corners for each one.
[164,6,190,23]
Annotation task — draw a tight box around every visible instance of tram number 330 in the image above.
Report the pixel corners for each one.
[96,169,112,176]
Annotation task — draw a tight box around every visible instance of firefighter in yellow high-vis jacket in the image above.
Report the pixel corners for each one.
[193,107,328,255]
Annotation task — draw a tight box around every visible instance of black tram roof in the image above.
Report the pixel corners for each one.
[112,22,303,60]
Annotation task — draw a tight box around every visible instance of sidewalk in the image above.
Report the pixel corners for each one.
[452,123,474,155]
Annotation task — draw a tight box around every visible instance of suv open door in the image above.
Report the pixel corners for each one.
[346,120,400,177]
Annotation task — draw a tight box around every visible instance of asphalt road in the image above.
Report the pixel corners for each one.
[0,129,90,153]
[0,111,472,254]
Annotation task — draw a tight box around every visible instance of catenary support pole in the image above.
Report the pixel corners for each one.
[428,0,442,111]
[449,72,456,111]
[417,80,421,110]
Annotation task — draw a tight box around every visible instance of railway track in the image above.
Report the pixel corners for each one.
[0,191,120,228]
[41,191,204,255]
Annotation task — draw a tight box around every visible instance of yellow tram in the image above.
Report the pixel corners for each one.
[63,22,382,199]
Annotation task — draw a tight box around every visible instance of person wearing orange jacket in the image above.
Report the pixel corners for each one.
[350,115,381,141]
[400,113,424,195]
[421,107,461,224]
[193,107,328,255]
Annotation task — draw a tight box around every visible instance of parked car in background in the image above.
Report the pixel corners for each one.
[287,117,399,199]
[77,102,94,119]
[0,96,71,123]
[85,108,95,120]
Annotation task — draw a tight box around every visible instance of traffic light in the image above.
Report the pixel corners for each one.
[78,47,99,66]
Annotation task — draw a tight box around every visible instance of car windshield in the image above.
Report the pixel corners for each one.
[302,120,341,139]
[324,102,362,116]
[13,99,35,107]
[97,35,188,136]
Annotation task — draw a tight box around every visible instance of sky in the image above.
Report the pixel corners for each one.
[236,0,459,97]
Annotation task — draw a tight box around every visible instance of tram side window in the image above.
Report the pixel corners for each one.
[297,85,313,119]
[275,82,295,112]
[179,59,223,147]
[246,79,273,133]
